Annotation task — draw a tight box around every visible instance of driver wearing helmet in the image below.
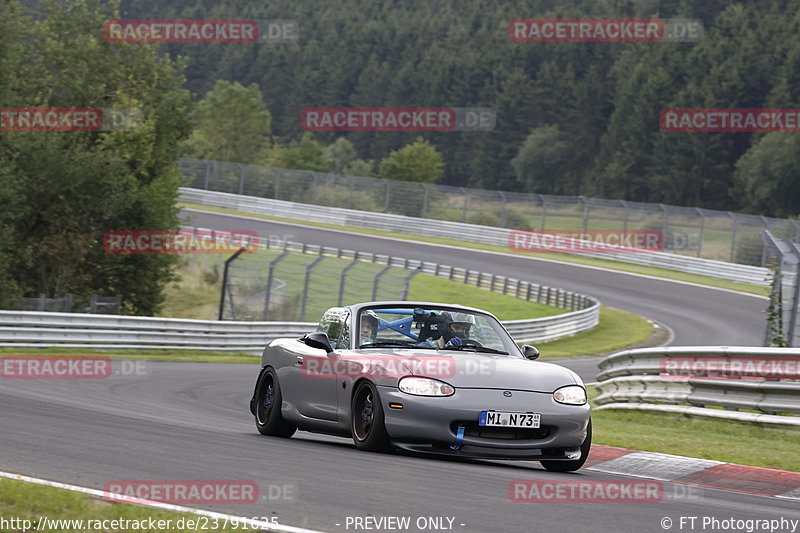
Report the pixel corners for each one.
[359,311,379,345]
[448,312,474,341]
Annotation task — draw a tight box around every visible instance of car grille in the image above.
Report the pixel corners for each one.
[452,422,551,440]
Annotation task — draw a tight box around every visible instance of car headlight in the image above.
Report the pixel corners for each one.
[398,377,455,396]
[553,385,587,405]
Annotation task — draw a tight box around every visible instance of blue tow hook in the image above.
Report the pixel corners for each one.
[450,425,465,451]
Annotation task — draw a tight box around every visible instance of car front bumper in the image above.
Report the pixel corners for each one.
[378,385,590,460]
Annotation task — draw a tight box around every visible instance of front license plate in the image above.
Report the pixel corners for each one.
[479,411,541,428]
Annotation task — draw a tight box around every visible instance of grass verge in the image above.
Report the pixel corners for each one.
[0,477,263,532]
[536,306,657,359]
[589,403,800,471]
[180,202,769,297]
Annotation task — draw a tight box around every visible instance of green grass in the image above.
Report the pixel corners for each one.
[407,274,564,321]
[180,202,769,297]
[590,408,800,472]
[535,306,657,358]
[587,386,800,471]
[0,477,261,532]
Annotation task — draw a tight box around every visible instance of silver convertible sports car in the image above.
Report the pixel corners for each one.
[249,301,591,471]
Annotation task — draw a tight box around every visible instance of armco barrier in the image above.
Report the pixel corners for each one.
[180,188,770,286]
[594,347,800,427]
[0,237,600,352]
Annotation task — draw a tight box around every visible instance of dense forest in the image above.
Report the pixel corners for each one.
[113,0,800,217]
[3,0,799,311]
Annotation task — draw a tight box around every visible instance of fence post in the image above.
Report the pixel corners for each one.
[696,208,705,258]
[262,250,290,320]
[786,242,800,346]
[348,175,354,209]
[581,197,589,232]
[204,160,211,190]
[238,163,245,195]
[64,293,73,313]
[218,247,248,320]
[539,194,547,229]
[300,255,325,321]
[621,200,628,235]
[400,267,422,300]
[274,168,282,199]
[338,259,360,306]
[311,172,320,204]
[729,213,738,263]
[659,204,668,243]
[372,264,393,300]
[498,191,508,227]
[460,187,469,223]
[422,183,430,218]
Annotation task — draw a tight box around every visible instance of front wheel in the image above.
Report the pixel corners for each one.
[254,368,296,438]
[351,381,391,452]
[540,418,592,472]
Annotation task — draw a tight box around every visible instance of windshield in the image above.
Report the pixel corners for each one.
[356,305,520,356]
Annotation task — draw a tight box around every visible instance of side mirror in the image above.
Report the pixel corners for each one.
[522,345,540,360]
[303,332,333,353]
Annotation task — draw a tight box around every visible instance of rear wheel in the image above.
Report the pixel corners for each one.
[351,381,391,452]
[541,418,591,472]
[254,368,296,437]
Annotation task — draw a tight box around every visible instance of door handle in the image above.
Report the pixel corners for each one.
[295,356,303,367]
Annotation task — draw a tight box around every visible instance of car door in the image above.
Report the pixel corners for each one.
[287,309,347,421]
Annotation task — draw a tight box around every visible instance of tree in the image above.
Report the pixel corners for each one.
[184,80,272,164]
[733,133,800,217]
[511,126,571,194]
[324,137,358,173]
[378,137,443,183]
[275,133,330,172]
[0,0,192,314]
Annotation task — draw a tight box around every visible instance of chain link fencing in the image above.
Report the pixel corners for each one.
[5,293,122,314]
[219,245,419,322]
[179,158,800,266]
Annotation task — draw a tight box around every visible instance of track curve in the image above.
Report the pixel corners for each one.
[184,209,766,347]
[0,209,781,533]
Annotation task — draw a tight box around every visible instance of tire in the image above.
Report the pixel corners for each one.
[541,418,592,472]
[350,381,391,452]
[254,368,296,438]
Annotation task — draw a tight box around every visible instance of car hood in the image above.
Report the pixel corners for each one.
[340,349,580,392]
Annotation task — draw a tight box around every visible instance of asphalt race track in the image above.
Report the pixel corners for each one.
[185,209,766,348]
[2,363,799,533]
[0,209,782,533]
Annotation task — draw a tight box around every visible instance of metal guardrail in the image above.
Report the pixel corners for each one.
[180,188,771,286]
[0,236,600,352]
[595,347,800,427]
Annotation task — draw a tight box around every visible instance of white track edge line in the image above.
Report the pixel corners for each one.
[0,471,324,533]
